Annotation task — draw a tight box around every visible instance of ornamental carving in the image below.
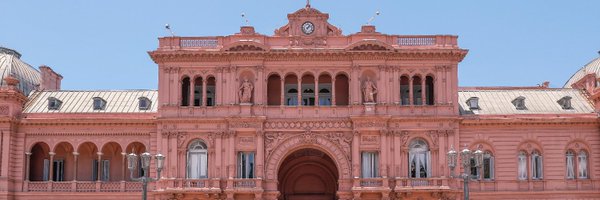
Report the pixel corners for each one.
[0,105,8,115]
[361,135,379,144]
[264,132,290,157]
[354,120,387,128]
[398,131,409,147]
[229,121,261,129]
[177,132,187,148]
[427,130,439,146]
[301,130,317,144]
[264,120,352,130]
[325,132,352,157]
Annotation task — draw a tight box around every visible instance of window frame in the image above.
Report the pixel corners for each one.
[361,151,379,178]
[187,140,208,179]
[237,151,255,179]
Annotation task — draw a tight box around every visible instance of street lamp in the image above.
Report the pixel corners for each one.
[447,145,483,200]
[127,152,165,200]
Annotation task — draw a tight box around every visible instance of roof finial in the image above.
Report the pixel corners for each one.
[306,0,311,8]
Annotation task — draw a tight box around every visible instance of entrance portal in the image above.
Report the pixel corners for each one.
[278,148,339,200]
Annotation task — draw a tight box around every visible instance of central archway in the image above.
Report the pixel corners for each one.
[278,148,339,200]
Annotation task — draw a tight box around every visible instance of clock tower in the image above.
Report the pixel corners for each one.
[274,4,342,46]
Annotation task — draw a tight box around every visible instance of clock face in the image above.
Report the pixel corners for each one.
[301,21,314,35]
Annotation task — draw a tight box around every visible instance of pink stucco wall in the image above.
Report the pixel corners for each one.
[0,4,599,200]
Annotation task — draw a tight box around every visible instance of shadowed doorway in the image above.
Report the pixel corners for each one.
[278,148,339,200]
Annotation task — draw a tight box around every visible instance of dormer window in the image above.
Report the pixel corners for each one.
[138,97,151,110]
[466,97,480,110]
[92,97,107,110]
[48,97,62,110]
[557,96,573,110]
[512,96,527,110]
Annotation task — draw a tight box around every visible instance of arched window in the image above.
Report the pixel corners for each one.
[425,76,434,105]
[193,77,203,106]
[318,74,332,106]
[400,76,409,105]
[301,74,315,106]
[284,74,299,106]
[483,151,494,180]
[267,74,282,105]
[578,151,588,179]
[187,140,208,179]
[518,151,527,180]
[408,139,430,178]
[181,77,191,106]
[531,150,543,179]
[566,150,575,179]
[334,74,349,106]
[412,76,422,105]
[206,77,216,106]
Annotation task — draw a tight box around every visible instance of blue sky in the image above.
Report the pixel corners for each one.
[1,0,599,90]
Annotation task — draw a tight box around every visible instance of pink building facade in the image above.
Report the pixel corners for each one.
[1,4,599,200]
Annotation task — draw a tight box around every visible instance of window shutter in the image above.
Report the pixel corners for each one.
[102,160,110,181]
[43,159,49,181]
[539,156,543,179]
[490,156,495,180]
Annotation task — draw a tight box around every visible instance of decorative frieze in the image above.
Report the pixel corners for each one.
[264,120,352,130]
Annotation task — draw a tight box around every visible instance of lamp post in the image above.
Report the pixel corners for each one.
[447,145,483,200]
[127,152,165,200]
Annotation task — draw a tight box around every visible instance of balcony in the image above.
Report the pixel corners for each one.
[25,181,142,192]
[157,178,221,193]
[394,178,452,191]
[223,178,263,194]
[351,177,391,194]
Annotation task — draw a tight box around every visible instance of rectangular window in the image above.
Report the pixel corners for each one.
[518,153,527,180]
[238,152,255,179]
[52,160,65,181]
[187,151,208,179]
[483,156,494,180]
[361,152,379,178]
[531,154,543,179]
[101,160,110,181]
[43,159,50,181]
[469,158,479,179]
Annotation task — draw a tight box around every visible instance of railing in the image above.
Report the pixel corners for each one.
[180,39,219,48]
[395,178,449,189]
[160,178,218,190]
[25,181,142,192]
[225,178,262,189]
[397,35,458,47]
[398,36,436,46]
[354,178,388,187]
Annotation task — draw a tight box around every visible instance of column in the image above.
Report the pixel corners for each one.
[297,78,301,106]
[25,152,32,181]
[314,78,319,106]
[352,131,360,177]
[393,68,400,104]
[49,152,55,181]
[421,77,426,105]
[256,66,264,104]
[96,152,103,182]
[202,79,208,106]
[280,78,285,106]
[189,77,194,106]
[380,130,387,177]
[121,152,127,181]
[216,132,223,178]
[256,131,264,178]
[332,77,337,106]
[229,131,236,178]
[73,152,79,181]
[408,77,414,105]
[217,68,224,105]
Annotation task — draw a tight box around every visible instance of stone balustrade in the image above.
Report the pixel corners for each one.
[25,181,142,192]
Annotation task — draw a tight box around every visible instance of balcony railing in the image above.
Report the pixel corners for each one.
[395,178,451,190]
[25,181,142,192]
[225,178,262,190]
[354,178,389,188]
[159,178,220,190]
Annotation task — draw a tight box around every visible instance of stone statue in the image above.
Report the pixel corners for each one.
[362,76,378,103]
[239,78,254,104]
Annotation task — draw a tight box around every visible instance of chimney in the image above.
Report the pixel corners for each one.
[39,65,62,91]
[360,25,377,34]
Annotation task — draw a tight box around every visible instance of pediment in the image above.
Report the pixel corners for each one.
[346,40,394,51]
[222,41,269,52]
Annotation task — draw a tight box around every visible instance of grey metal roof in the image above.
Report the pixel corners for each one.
[24,90,158,113]
[0,47,41,96]
[458,89,595,115]
[564,55,600,88]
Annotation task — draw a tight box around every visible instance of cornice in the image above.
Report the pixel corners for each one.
[460,116,600,126]
[19,118,156,126]
[25,132,152,136]
[149,49,468,63]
